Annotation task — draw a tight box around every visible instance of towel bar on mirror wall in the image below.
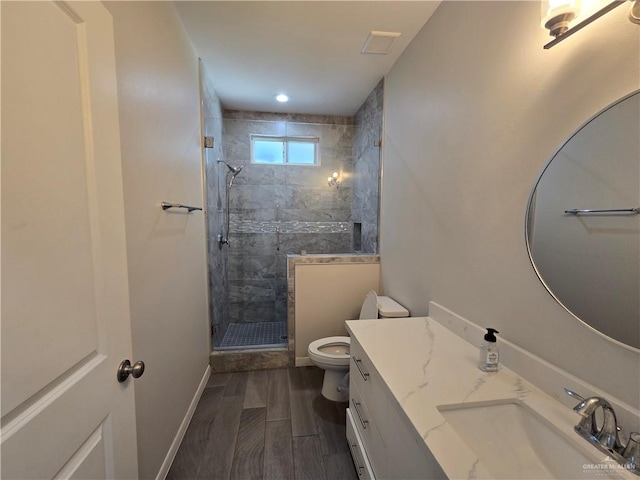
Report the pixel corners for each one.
[564,207,640,215]
[161,201,202,213]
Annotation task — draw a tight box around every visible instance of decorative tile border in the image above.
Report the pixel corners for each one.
[230,219,350,234]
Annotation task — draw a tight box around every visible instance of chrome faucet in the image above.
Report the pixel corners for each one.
[572,395,622,450]
[564,388,640,475]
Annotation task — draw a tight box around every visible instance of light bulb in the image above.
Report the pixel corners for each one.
[630,0,640,24]
[327,172,340,188]
[541,0,581,37]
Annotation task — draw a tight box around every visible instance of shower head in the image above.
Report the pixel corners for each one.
[228,165,243,187]
[218,160,243,175]
[218,160,244,187]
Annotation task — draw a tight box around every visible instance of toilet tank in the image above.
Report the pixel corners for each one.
[377,296,409,318]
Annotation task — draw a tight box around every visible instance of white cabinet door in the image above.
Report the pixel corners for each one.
[1,2,138,478]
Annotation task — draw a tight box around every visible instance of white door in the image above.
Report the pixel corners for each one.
[1,2,139,478]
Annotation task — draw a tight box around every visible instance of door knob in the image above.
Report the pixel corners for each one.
[117,359,145,383]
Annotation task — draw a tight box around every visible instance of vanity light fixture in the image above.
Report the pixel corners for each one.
[327,171,340,188]
[274,93,289,103]
[630,0,640,23]
[542,0,628,49]
[541,0,581,38]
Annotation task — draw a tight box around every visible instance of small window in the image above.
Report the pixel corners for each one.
[251,135,319,165]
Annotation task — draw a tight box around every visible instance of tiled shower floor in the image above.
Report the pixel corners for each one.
[218,321,287,350]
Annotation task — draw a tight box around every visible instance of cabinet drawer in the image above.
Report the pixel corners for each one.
[346,408,376,480]
[350,340,387,422]
[350,339,374,391]
[347,336,447,480]
[349,380,386,475]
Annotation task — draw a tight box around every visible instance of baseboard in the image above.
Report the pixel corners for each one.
[156,364,211,480]
[295,356,314,367]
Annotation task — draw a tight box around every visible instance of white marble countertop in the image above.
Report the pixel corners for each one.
[346,317,633,480]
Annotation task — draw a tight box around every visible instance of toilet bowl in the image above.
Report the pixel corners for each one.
[307,291,409,401]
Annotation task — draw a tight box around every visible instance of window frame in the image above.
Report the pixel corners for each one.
[250,134,320,166]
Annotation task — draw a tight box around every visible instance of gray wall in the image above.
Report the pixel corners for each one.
[352,79,384,253]
[382,1,639,407]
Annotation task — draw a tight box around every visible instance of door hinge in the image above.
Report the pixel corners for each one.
[204,136,214,149]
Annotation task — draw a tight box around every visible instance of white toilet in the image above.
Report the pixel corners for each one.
[307,291,409,401]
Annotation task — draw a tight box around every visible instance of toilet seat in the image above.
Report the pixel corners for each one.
[305,291,408,402]
[307,336,350,367]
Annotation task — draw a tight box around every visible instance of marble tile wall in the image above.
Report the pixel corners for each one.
[223,112,354,324]
[201,65,229,348]
[352,79,384,254]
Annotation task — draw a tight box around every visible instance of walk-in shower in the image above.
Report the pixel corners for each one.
[201,79,384,353]
[214,150,294,351]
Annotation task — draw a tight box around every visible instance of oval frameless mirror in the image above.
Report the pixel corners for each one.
[526,91,640,351]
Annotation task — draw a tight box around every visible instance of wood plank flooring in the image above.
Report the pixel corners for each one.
[167,366,357,480]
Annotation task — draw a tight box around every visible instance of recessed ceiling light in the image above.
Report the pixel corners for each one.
[275,93,289,103]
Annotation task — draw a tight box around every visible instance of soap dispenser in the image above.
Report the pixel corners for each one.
[479,328,500,372]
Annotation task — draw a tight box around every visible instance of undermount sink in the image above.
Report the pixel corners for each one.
[438,399,619,479]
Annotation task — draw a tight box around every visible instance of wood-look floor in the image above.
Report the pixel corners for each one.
[166,366,358,480]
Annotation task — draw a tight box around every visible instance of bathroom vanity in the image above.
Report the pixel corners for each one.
[345,306,638,480]
[347,336,444,479]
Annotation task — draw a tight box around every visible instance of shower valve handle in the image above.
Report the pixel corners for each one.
[217,234,229,248]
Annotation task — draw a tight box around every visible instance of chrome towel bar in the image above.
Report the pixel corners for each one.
[161,201,202,213]
[564,207,639,215]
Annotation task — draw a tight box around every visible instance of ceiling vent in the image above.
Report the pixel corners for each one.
[360,31,402,55]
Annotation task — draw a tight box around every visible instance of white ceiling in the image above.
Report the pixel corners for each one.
[174,1,441,116]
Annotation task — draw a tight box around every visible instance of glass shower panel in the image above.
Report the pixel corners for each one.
[211,115,354,350]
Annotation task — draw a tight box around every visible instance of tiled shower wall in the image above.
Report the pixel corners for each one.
[201,65,229,347]
[222,111,354,325]
[352,79,384,254]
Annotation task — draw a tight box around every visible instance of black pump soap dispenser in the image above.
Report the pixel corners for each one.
[478,328,500,372]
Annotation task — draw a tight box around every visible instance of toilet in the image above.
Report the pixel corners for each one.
[307,291,409,401]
